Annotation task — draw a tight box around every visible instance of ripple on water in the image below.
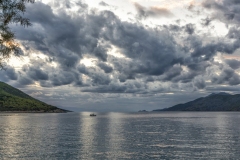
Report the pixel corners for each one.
[0,112,239,159]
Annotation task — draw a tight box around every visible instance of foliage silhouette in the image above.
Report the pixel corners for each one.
[0,0,34,68]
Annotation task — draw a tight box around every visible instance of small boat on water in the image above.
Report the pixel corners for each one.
[90,113,96,116]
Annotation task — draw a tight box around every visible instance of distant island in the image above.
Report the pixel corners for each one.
[0,81,69,113]
[138,110,148,112]
[153,92,240,111]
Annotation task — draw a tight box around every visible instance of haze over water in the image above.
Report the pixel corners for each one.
[0,112,240,159]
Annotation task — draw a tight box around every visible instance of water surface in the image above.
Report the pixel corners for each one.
[0,112,239,159]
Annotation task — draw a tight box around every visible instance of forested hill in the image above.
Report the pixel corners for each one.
[0,81,69,112]
[153,93,240,111]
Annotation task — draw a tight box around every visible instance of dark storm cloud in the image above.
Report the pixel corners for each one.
[211,67,240,85]
[187,61,211,72]
[134,3,173,19]
[225,59,240,69]
[0,75,9,83]
[6,67,18,80]
[7,0,240,94]
[101,20,187,77]
[227,27,240,39]
[16,3,183,82]
[185,24,195,35]
[15,1,96,65]
[161,68,197,84]
[167,24,181,32]
[202,0,240,25]
[41,70,83,87]
[28,68,49,80]
[193,76,206,89]
[82,83,127,93]
[18,76,34,85]
[51,71,76,86]
[81,80,146,94]
[0,66,18,82]
[12,56,84,87]
[161,65,182,81]
[97,62,113,73]
[78,64,111,85]
[184,34,240,59]
[42,68,82,87]
[201,17,213,26]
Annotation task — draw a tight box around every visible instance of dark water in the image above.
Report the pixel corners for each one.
[0,112,240,159]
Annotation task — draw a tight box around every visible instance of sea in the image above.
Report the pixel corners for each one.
[0,112,240,159]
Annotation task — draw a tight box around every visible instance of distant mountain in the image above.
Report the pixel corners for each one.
[0,81,69,112]
[207,92,231,97]
[153,92,240,111]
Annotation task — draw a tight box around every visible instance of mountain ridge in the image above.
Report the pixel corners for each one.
[153,92,240,111]
[0,81,69,112]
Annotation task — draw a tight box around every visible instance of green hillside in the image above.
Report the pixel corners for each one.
[0,82,68,112]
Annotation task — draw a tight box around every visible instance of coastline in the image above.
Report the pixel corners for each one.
[0,109,71,113]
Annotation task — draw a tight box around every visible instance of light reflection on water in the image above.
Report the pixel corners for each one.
[80,112,97,159]
[0,112,240,159]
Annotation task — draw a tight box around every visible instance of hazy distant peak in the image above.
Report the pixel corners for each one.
[208,92,231,97]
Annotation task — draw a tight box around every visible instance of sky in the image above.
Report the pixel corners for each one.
[1,0,240,112]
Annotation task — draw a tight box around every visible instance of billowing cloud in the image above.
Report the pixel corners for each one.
[99,1,109,6]
[0,66,18,82]
[6,0,239,90]
[202,0,240,25]
[134,3,174,19]
[225,59,240,69]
